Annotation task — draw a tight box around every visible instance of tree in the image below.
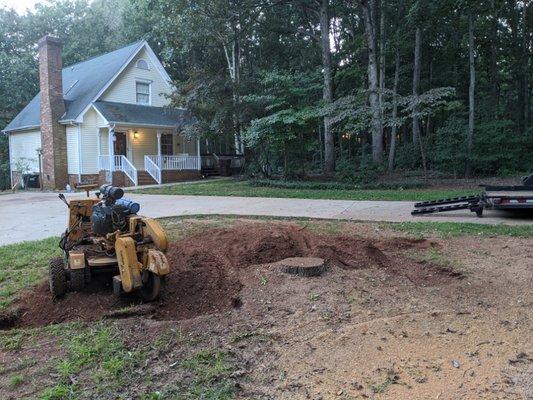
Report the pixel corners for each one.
[319,0,336,174]
[465,10,476,177]
[361,0,383,163]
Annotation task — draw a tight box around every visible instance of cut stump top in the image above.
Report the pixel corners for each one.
[280,257,326,277]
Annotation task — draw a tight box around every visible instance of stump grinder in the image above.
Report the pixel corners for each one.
[49,184,170,301]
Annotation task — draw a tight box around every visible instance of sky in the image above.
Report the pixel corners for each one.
[0,0,48,14]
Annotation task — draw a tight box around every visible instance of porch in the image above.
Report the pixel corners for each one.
[97,126,201,186]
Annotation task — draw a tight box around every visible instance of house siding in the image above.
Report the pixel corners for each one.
[79,108,106,174]
[66,125,79,174]
[100,128,109,155]
[100,48,171,107]
[128,128,158,170]
[9,130,41,173]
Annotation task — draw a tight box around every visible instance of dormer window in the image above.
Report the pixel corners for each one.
[136,59,149,70]
[136,81,151,105]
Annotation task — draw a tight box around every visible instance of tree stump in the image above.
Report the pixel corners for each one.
[280,257,326,277]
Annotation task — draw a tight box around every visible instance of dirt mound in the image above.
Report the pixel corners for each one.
[3,223,460,329]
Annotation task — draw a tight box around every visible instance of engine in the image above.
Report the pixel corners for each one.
[91,185,141,236]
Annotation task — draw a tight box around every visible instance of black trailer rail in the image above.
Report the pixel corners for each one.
[412,195,484,216]
[411,174,533,218]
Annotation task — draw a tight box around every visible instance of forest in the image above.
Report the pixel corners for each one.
[0,0,531,190]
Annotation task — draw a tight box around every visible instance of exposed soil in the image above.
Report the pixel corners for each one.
[3,223,454,329]
[2,220,531,400]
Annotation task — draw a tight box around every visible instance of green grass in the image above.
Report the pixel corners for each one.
[134,179,478,201]
[43,322,145,399]
[0,237,60,310]
[179,349,236,399]
[388,221,533,237]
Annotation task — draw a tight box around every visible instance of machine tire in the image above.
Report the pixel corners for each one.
[69,269,85,291]
[140,271,161,301]
[49,257,67,298]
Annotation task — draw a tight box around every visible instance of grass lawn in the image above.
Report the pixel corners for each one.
[0,237,60,311]
[134,179,479,201]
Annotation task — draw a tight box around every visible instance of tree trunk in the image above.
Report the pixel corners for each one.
[320,0,335,174]
[412,26,421,145]
[466,11,476,177]
[362,0,383,163]
[388,47,400,173]
[379,2,386,143]
[223,36,244,155]
[411,26,426,173]
[489,0,500,115]
[522,0,529,132]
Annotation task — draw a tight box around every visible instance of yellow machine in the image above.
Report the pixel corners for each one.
[49,184,170,300]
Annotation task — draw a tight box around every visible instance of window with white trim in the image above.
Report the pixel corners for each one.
[136,81,150,105]
[136,59,149,70]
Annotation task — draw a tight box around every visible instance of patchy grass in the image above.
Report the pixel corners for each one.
[387,221,533,238]
[134,179,477,201]
[1,320,238,399]
[0,237,60,311]
[179,349,236,399]
[229,331,269,344]
[406,247,465,274]
[9,374,23,388]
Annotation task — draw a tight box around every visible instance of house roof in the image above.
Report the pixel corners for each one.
[93,101,194,128]
[3,40,144,132]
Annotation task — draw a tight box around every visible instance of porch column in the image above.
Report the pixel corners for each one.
[156,130,162,168]
[196,137,201,170]
[109,127,114,171]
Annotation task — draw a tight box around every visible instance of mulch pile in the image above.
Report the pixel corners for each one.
[2,223,460,329]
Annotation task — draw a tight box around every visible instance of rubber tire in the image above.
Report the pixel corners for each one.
[140,271,161,301]
[49,257,67,298]
[69,269,85,292]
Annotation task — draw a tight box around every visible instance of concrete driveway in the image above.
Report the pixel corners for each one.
[0,190,530,245]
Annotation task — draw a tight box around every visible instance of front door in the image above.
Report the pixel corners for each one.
[114,132,127,156]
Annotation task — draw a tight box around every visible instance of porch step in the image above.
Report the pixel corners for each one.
[137,171,158,186]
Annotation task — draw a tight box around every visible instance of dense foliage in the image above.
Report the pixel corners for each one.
[0,0,531,189]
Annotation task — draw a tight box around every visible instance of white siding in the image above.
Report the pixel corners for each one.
[100,128,109,155]
[66,125,79,174]
[100,48,171,107]
[9,130,41,173]
[79,108,106,174]
[126,128,158,170]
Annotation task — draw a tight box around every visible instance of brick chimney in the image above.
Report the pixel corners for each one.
[38,35,68,190]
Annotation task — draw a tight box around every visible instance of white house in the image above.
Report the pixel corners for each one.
[3,36,201,189]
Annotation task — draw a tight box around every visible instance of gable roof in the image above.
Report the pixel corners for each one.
[93,101,194,128]
[3,40,146,132]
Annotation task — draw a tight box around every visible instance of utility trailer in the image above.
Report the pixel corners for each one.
[412,174,533,217]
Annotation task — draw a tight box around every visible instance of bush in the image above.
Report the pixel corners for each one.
[471,121,532,175]
[248,179,428,191]
[395,142,422,171]
[433,115,468,176]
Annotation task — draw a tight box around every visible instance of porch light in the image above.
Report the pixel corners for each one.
[133,131,139,139]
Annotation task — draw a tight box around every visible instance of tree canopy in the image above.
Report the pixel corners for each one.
[0,0,531,189]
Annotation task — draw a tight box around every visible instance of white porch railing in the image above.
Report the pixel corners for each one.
[148,155,201,171]
[144,155,162,184]
[98,155,138,186]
